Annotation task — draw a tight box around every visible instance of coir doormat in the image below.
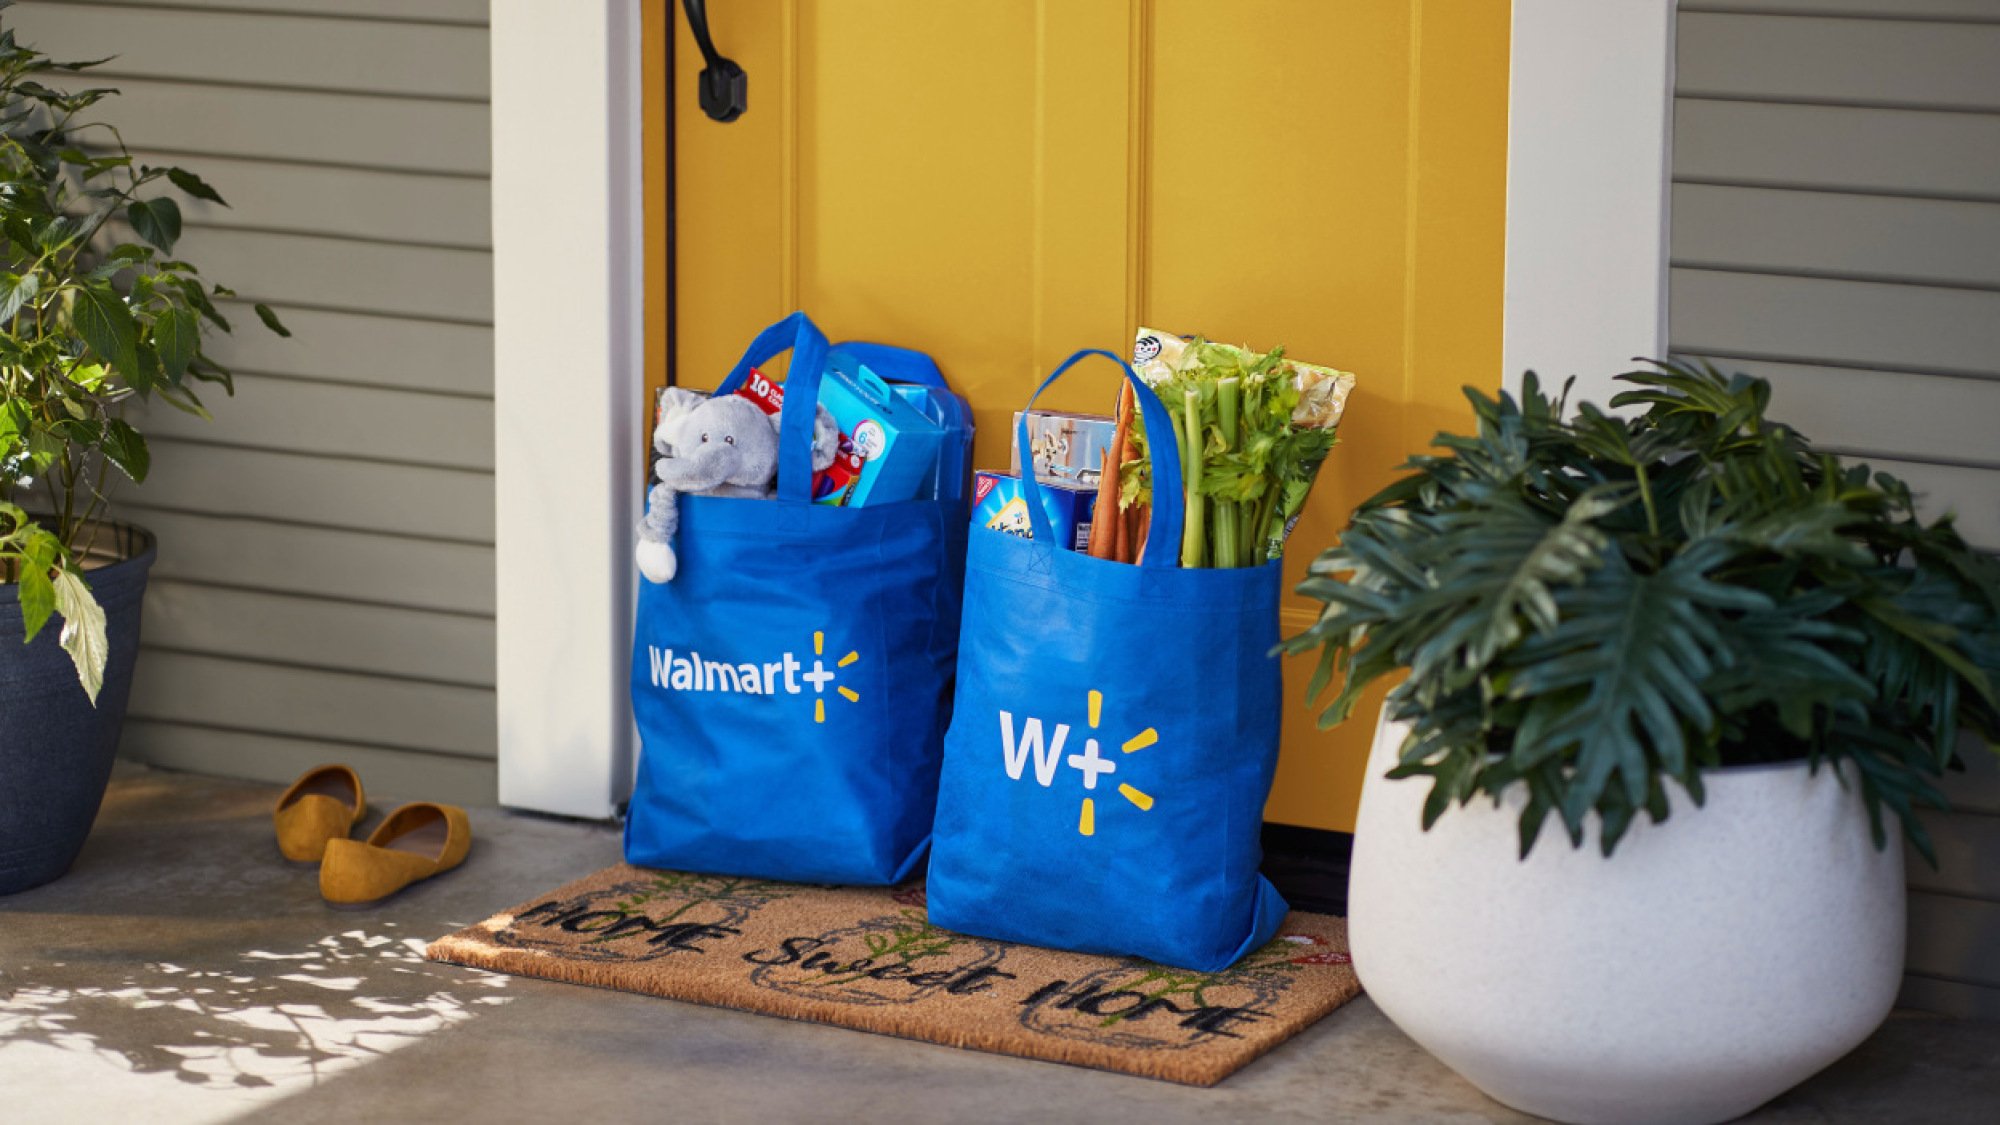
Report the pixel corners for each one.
[426,864,1361,1086]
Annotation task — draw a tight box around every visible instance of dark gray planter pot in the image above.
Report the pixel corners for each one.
[0,524,155,895]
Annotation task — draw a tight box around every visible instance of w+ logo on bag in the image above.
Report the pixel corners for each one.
[998,690,1158,837]
[644,630,861,724]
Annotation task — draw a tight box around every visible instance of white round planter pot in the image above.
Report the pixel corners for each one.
[1351,713,1905,1125]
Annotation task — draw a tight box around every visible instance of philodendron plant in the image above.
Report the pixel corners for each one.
[1285,360,2000,862]
[0,12,287,700]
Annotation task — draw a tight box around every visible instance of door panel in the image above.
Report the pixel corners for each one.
[653,0,1510,832]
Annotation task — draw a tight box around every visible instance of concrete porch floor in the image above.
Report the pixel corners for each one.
[2,765,1996,1124]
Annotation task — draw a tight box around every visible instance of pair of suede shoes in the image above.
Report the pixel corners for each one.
[273,764,472,906]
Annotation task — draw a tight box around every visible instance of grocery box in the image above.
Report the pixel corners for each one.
[1009,409,1115,490]
[890,382,975,503]
[972,471,1096,551]
[818,357,947,506]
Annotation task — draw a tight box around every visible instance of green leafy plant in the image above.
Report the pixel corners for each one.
[1283,359,2000,862]
[0,10,287,700]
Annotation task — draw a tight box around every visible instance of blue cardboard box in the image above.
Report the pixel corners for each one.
[972,471,1096,551]
[817,358,947,506]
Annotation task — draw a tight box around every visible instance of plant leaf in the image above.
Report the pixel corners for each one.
[52,568,108,705]
[17,563,56,642]
[127,197,182,254]
[72,285,142,383]
[166,166,228,206]
[101,418,149,483]
[253,302,291,338]
[0,270,39,324]
[12,521,62,643]
[154,303,197,382]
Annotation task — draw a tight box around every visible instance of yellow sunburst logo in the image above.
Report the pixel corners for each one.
[1074,689,1157,837]
[804,630,861,724]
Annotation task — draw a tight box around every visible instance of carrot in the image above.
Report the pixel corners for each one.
[1093,381,1138,561]
[1115,420,1144,563]
[1086,449,1119,559]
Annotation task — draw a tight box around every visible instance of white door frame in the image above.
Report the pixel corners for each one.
[491,0,646,818]
[1504,0,1678,406]
[487,0,1678,817]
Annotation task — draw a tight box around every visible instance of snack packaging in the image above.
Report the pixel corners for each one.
[972,471,1096,551]
[1131,327,1190,386]
[1009,409,1116,490]
[818,358,947,506]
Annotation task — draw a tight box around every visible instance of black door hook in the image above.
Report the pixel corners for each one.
[681,0,747,123]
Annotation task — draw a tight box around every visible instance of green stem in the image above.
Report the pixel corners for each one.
[1634,462,1660,538]
[1216,378,1241,568]
[1249,489,1274,563]
[1181,389,1206,568]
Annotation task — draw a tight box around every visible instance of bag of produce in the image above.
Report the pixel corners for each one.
[925,349,1289,971]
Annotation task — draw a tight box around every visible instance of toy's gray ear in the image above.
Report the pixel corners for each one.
[811,405,840,473]
[655,387,708,454]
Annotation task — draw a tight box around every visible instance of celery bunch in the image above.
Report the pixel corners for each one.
[1120,339,1348,568]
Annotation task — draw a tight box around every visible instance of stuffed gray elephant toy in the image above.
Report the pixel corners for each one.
[635,387,840,583]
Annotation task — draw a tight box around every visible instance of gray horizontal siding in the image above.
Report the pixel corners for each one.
[16,4,487,99]
[1672,183,2000,290]
[209,304,493,397]
[140,375,494,472]
[129,651,495,758]
[1683,1,2000,20]
[135,507,494,617]
[132,441,494,542]
[65,76,489,174]
[1677,357,2000,468]
[1679,12,2000,110]
[142,581,494,688]
[1674,100,2000,200]
[1672,3,2000,1020]
[67,0,488,24]
[158,227,492,324]
[10,0,497,804]
[121,721,497,808]
[1671,268,2000,382]
[131,150,492,248]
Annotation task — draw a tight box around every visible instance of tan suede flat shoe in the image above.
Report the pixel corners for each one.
[273,764,366,863]
[320,802,471,907]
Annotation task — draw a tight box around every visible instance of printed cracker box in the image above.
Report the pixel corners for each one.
[972,471,1096,551]
[1009,410,1115,490]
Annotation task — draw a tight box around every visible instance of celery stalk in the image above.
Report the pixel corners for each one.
[1181,388,1206,568]
[1214,377,1241,568]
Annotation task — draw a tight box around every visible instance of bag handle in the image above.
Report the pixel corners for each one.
[713,311,832,503]
[828,341,946,390]
[1017,349,1183,568]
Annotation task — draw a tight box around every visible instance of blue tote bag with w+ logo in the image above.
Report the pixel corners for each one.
[925,349,1289,972]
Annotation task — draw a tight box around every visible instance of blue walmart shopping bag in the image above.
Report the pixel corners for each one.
[925,349,1288,971]
[626,312,969,885]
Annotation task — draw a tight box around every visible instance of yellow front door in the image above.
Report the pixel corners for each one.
[645,0,1511,832]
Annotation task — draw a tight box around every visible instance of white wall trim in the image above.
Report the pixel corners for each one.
[491,0,645,818]
[1503,0,1677,406]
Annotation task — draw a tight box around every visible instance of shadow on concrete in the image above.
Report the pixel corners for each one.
[0,923,509,1091]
